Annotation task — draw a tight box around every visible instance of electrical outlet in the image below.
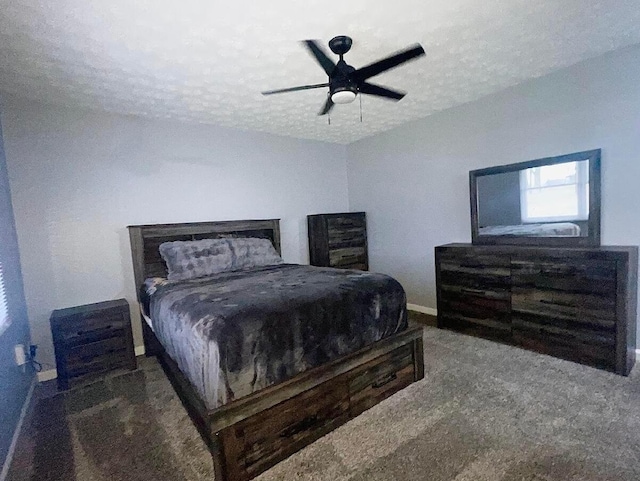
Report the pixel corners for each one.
[14,344,27,366]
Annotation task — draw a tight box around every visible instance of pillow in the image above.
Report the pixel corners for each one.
[227,237,284,269]
[159,238,234,281]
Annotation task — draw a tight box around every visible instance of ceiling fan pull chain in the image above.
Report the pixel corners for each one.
[359,94,363,122]
[328,112,331,125]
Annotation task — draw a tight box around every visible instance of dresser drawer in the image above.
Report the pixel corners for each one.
[338,262,368,271]
[224,377,350,480]
[349,345,415,417]
[327,215,365,230]
[329,246,367,267]
[439,283,511,337]
[438,251,511,269]
[439,252,511,291]
[511,288,616,329]
[328,234,366,250]
[512,318,616,371]
[511,258,617,296]
[327,219,365,249]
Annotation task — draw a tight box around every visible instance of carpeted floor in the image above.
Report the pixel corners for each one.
[8,323,640,481]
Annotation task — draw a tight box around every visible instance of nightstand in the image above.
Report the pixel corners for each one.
[50,299,136,390]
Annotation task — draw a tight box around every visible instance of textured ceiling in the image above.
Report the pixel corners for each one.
[1,1,640,144]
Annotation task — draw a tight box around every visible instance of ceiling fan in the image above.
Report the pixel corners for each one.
[262,36,425,116]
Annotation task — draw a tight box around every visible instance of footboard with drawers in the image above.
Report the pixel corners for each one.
[435,244,637,375]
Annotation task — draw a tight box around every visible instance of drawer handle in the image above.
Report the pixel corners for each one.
[460,262,481,268]
[280,414,319,438]
[461,288,485,296]
[541,267,575,275]
[372,373,398,389]
[539,299,573,307]
[78,348,118,363]
[75,325,113,336]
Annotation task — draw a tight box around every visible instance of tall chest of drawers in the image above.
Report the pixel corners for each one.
[308,212,368,270]
[50,299,137,389]
[435,244,638,375]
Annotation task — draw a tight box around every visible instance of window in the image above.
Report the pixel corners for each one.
[0,262,9,336]
[520,160,589,223]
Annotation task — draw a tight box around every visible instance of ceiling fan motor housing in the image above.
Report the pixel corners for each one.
[329,59,358,103]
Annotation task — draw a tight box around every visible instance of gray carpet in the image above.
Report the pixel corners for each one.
[8,325,640,481]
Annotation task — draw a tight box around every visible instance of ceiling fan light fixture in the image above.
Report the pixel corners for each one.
[331,89,357,104]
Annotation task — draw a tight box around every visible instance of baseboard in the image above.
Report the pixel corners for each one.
[407,304,438,317]
[0,376,36,481]
[37,368,57,383]
[37,345,146,383]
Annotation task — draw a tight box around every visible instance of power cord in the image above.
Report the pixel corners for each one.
[27,344,43,372]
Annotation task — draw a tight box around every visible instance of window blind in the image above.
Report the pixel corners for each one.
[0,262,9,336]
[520,160,589,223]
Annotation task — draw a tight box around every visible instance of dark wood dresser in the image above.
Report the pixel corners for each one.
[435,244,638,375]
[50,299,137,390]
[307,212,368,270]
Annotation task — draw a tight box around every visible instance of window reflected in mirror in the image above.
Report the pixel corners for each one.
[476,159,591,238]
[520,160,589,223]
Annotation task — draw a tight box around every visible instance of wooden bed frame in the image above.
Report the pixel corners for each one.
[128,219,424,481]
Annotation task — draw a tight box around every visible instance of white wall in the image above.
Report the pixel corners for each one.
[0,100,349,370]
[347,44,640,331]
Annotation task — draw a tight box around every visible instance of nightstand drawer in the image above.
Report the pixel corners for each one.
[55,313,128,346]
[66,356,132,388]
[66,349,131,378]
[65,336,128,365]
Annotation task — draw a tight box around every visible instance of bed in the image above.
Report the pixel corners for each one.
[478,222,581,237]
[128,219,424,481]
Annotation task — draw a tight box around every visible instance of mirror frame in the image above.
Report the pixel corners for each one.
[470,149,601,247]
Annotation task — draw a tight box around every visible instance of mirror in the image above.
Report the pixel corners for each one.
[470,150,601,246]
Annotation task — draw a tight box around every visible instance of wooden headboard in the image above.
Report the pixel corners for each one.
[127,219,281,297]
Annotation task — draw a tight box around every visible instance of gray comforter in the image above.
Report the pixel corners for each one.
[142,264,407,409]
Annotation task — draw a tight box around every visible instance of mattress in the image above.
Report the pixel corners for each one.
[479,222,581,237]
[141,264,407,409]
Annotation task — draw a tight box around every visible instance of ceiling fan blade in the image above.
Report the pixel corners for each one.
[262,83,329,95]
[318,96,334,116]
[353,44,425,81]
[358,82,406,101]
[303,40,337,77]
